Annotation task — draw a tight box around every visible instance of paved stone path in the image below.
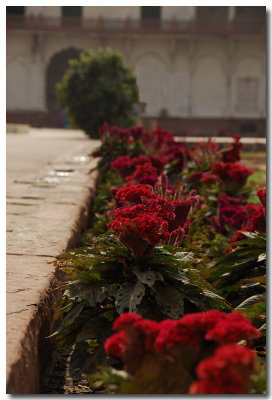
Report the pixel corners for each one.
[6,127,99,393]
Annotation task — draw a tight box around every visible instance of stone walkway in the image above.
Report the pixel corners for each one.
[6,127,99,393]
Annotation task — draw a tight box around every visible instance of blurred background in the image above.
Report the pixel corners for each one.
[6,6,266,137]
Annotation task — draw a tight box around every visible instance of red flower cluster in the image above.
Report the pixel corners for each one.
[257,187,266,209]
[105,312,259,392]
[106,311,260,358]
[105,313,160,374]
[224,188,266,252]
[126,161,158,183]
[154,310,260,354]
[187,171,219,187]
[188,139,221,170]
[211,162,253,193]
[115,184,157,206]
[189,344,256,394]
[142,127,174,152]
[221,135,243,163]
[108,213,169,257]
[109,184,196,255]
[213,193,247,233]
[99,121,144,142]
[163,142,189,172]
[111,154,166,180]
[199,173,219,186]
[205,311,260,345]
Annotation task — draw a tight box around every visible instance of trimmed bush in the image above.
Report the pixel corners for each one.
[56,48,139,138]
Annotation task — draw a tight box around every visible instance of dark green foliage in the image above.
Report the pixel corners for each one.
[207,232,266,306]
[56,48,139,138]
[52,234,231,354]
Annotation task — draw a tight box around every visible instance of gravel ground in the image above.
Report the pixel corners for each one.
[42,349,94,394]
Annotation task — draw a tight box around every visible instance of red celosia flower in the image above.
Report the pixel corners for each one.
[112,204,148,219]
[104,331,129,358]
[142,196,175,220]
[110,155,135,177]
[211,162,253,192]
[213,193,248,233]
[106,311,260,387]
[188,139,221,170]
[222,135,243,163]
[163,142,188,172]
[130,126,144,140]
[242,204,266,233]
[142,127,174,152]
[113,312,143,331]
[168,200,192,232]
[257,187,266,209]
[155,311,225,353]
[115,185,156,206]
[99,122,132,141]
[126,162,158,182]
[108,214,169,257]
[187,171,204,184]
[205,312,260,345]
[112,195,175,223]
[112,313,160,352]
[215,205,248,233]
[250,210,266,233]
[199,173,219,186]
[111,155,154,179]
[134,319,161,351]
[147,154,166,174]
[189,344,256,394]
[168,226,185,246]
[138,175,158,186]
[218,193,245,208]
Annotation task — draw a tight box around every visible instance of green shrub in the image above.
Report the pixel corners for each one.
[56,48,139,138]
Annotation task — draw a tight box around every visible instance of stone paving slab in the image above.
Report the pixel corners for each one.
[6,128,100,393]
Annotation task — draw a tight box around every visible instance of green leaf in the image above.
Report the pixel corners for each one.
[173,252,194,262]
[132,267,164,287]
[69,334,111,380]
[91,366,129,391]
[186,269,232,311]
[250,363,266,394]
[88,287,108,307]
[154,284,184,318]
[257,253,266,263]
[115,281,146,314]
[235,302,266,328]
[77,316,110,342]
[235,294,266,309]
[208,247,264,283]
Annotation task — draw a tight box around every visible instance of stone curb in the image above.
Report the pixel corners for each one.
[6,140,99,394]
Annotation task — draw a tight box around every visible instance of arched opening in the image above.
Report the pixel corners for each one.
[6,6,25,15]
[196,6,228,20]
[141,7,161,20]
[191,56,227,117]
[46,47,82,113]
[235,6,265,21]
[62,6,82,18]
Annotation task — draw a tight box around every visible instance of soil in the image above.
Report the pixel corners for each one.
[41,348,108,394]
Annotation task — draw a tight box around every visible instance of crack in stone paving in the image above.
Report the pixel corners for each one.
[7,253,56,258]
[7,308,29,315]
[6,202,38,206]
[7,288,29,293]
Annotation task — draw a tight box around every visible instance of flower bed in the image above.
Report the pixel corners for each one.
[51,123,266,394]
